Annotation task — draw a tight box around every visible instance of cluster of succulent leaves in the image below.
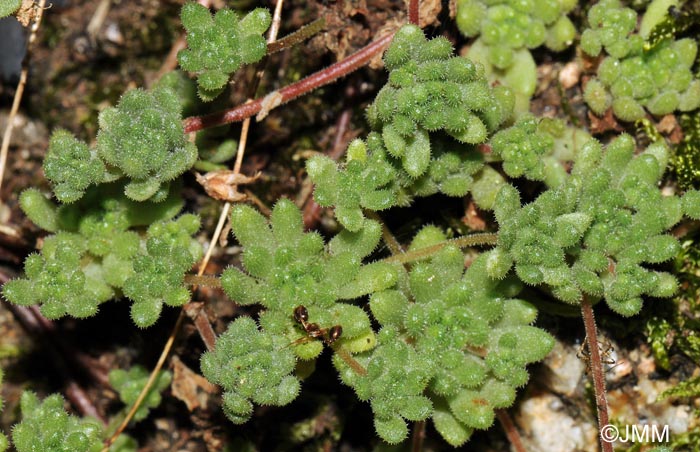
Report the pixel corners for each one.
[11,392,103,452]
[456,0,576,63]
[309,25,514,231]
[455,0,575,109]
[4,0,700,447]
[0,366,166,451]
[43,84,197,203]
[2,183,201,328]
[335,227,554,445]
[0,0,19,19]
[108,365,172,422]
[177,2,271,100]
[203,199,397,422]
[202,200,554,445]
[488,114,591,187]
[3,390,138,452]
[582,0,700,121]
[485,134,700,315]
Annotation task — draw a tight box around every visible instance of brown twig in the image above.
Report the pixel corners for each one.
[182,31,395,133]
[496,409,527,452]
[581,296,613,452]
[0,0,48,200]
[408,0,420,25]
[184,302,217,351]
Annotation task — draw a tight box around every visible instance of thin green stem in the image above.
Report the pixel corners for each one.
[184,274,222,288]
[381,233,498,265]
[267,17,326,54]
[365,211,403,256]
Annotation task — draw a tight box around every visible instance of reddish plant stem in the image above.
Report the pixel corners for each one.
[183,32,395,133]
[411,420,426,452]
[65,380,105,422]
[581,296,613,452]
[184,302,217,351]
[409,0,420,25]
[496,409,526,452]
[329,109,353,160]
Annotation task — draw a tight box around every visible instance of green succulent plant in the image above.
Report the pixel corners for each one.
[456,0,576,110]
[369,25,513,154]
[309,24,513,231]
[3,184,199,328]
[0,0,20,19]
[11,392,104,452]
[457,0,577,60]
[109,366,172,422]
[583,38,700,121]
[207,198,554,446]
[580,0,643,59]
[307,139,399,232]
[44,130,107,203]
[200,316,300,424]
[4,1,700,449]
[220,199,392,354]
[581,0,700,121]
[7,391,137,452]
[486,134,700,315]
[177,2,271,100]
[122,214,202,327]
[97,86,198,201]
[44,84,198,203]
[337,227,554,445]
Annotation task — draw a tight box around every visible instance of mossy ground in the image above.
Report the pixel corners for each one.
[0,0,699,450]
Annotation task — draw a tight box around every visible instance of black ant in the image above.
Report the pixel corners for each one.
[293,305,343,345]
[291,305,367,376]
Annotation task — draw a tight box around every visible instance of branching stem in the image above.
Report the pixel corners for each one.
[581,296,613,452]
[182,31,395,133]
